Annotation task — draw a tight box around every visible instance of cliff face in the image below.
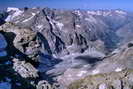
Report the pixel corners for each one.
[0,7,133,89]
[5,8,133,56]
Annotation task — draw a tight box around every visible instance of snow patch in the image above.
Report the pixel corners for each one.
[89,28,92,31]
[37,25,43,29]
[22,17,32,22]
[74,10,82,18]
[47,16,56,29]
[47,17,64,30]
[22,13,36,22]
[115,67,122,72]
[99,83,107,89]
[83,65,89,68]
[13,10,23,17]
[66,44,75,49]
[115,10,126,15]
[87,10,126,17]
[31,13,36,16]
[5,7,23,22]
[87,10,112,16]
[77,71,87,77]
[111,49,120,54]
[87,11,97,15]
[76,25,81,28]
[92,69,100,75]
[5,15,12,22]
[7,7,19,12]
[87,11,102,16]
[56,22,64,30]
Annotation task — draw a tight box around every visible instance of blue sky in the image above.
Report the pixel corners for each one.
[0,0,133,11]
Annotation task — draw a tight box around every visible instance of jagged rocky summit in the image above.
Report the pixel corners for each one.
[0,7,133,89]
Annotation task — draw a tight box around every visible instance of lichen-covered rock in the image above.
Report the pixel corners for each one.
[36,80,52,89]
[0,60,36,89]
[36,80,61,89]
[13,58,39,78]
[68,69,133,89]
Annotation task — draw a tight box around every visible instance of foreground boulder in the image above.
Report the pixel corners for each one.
[13,58,39,78]
[36,80,60,89]
[0,23,41,62]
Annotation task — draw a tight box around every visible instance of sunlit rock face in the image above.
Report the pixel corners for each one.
[1,7,133,89]
[13,58,39,78]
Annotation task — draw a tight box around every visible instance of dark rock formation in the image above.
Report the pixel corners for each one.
[0,11,8,25]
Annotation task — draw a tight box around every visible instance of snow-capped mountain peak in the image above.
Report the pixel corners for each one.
[5,7,24,22]
[114,10,127,15]
[87,10,127,16]
[7,7,20,12]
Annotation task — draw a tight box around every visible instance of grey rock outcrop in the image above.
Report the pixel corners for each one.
[13,58,39,78]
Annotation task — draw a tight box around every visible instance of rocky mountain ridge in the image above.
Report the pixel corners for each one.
[0,7,133,89]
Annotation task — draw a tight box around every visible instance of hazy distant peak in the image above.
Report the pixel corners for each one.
[86,9,127,16]
[114,10,127,14]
